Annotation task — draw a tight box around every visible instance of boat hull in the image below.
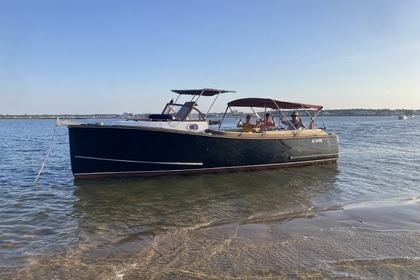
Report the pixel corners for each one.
[68,125,339,179]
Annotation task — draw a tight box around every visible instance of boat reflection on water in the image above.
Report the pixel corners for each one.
[70,165,340,273]
[73,164,340,231]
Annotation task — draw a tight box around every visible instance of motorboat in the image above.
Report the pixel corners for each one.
[398,115,408,120]
[65,88,339,179]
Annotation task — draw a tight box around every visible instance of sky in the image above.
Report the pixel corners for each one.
[1,0,420,114]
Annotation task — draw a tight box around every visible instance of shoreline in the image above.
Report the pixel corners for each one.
[0,109,419,120]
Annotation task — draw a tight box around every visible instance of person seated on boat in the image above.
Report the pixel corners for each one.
[257,113,275,131]
[237,114,257,133]
[281,111,305,130]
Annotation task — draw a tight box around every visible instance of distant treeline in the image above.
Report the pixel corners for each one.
[322,109,419,116]
[0,114,122,119]
[0,109,419,119]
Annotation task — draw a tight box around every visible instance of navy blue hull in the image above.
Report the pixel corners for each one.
[68,125,338,179]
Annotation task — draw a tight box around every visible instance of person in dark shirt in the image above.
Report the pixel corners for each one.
[281,111,305,130]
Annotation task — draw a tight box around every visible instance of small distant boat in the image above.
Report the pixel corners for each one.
[399,115,408,120]
[65,88,339,179]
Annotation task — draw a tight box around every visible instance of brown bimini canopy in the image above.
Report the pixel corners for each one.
[171,88,236,96]
[227,98,323,110]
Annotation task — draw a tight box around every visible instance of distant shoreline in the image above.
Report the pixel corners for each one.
[0,114,122,120]
[0,109,418,119]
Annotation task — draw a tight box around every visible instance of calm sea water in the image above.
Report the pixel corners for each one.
[0,116,419,279]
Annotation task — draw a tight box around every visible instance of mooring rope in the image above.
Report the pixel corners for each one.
[32,122,58,186]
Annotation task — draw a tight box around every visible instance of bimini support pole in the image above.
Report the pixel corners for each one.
[218,106,229,131]
[205,91,221,118]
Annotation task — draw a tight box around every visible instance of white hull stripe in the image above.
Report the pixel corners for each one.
[289,153,339,160]
[75,156,203,166]
[73,158,338,177]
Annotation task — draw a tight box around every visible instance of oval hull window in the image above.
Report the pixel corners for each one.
[187,124,199,131]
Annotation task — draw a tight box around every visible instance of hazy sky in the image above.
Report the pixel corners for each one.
[1,0,420,114]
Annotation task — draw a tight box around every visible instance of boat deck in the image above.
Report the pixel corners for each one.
[207,128,331,139]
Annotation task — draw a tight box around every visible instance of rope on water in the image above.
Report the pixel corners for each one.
[33,122,58,187]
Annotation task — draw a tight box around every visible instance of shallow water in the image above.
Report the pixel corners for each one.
[0,116,419,279]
